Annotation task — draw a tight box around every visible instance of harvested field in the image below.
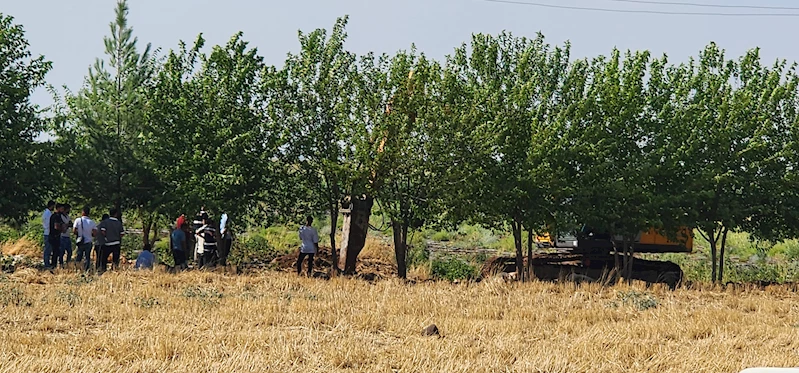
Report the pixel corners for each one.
[0,270,798,372]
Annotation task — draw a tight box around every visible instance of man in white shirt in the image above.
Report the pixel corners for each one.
[296,216,319,276]
[42,200,55,268]
[73,206,97,272]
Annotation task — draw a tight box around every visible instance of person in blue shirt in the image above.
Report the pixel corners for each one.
[171,222,189,270]
[134,244,156,270]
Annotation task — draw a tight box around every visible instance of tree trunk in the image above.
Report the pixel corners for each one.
[149,219,158,246]
[526,228,534,282]
[613,236,621,282]
[512,219,523,281]
[329,205,339,272]
[707,229,718,284]
[627,239,635,284]
[622,239,630,284]
[142,215,152,246]
[718,228,729,284]
[392,220,407,279]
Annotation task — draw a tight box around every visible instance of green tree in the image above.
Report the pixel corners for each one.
[440,32,571,279]
[275,17,361,271]
[142,33,282,226]
[563,50,658,281]
[56,0,158,226]
[358,48,443,278]
[0,13,53,224]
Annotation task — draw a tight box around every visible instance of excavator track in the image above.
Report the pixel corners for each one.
[483,252,684,289]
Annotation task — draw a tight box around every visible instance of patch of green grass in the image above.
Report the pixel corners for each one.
[182,285,223,299]
[610,290,658,311]
[431,256,478,281]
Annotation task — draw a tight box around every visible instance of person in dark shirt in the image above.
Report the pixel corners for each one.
[97,208,125,273]
[95,214,109,271]
[171,222,189,270]
[48,204,65,269]
[199,217,217,268]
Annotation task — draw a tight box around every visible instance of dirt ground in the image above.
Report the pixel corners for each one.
[270,246,397,280]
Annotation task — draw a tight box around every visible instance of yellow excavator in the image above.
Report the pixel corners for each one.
[498,226,693,289]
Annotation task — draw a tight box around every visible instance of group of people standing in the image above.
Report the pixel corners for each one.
[40,199,323,275]
[41,200,233,273]
[42,200,124,272]
[170,208,233,270]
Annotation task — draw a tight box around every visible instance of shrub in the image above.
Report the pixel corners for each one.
[229,232,282,265]
[407,244,429,268]
[431,231,455,242]
[431,257,477,281]
[153,239,172,266]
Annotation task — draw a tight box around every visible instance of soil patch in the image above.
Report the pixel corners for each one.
[270,246,397,280]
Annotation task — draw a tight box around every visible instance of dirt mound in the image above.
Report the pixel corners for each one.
[1,237,41,258]
[271,246,397,279]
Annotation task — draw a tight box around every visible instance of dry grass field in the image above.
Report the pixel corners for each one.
[0,268,798,373]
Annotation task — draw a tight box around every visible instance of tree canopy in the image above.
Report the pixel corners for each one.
[5,2,799,282]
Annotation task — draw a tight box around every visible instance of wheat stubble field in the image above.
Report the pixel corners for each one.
[0,269,797,373]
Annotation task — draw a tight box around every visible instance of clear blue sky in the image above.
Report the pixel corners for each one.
[5,0,799,108]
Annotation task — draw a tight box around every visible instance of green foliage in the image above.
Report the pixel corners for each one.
[228,227,297,265]
[0,226,22,244]
[431,257,478,281]
[153,239,172,266]
[7,0,799,285]
[406,245,429,268]
[182,285,223,307]
[55,0,158,214]
[0,13,54,224]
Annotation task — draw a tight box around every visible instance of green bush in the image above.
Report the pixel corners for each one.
[431,257,477,281]
[21,216,43,244]
[407,244,429,267]
[154,239,172,266]
[0,286,31,307]
[229,232,284,265]
[430,231,454,242]
[0,226,22,244]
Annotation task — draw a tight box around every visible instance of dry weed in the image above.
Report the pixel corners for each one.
[0,271,796,372]
[0,236,41,257]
